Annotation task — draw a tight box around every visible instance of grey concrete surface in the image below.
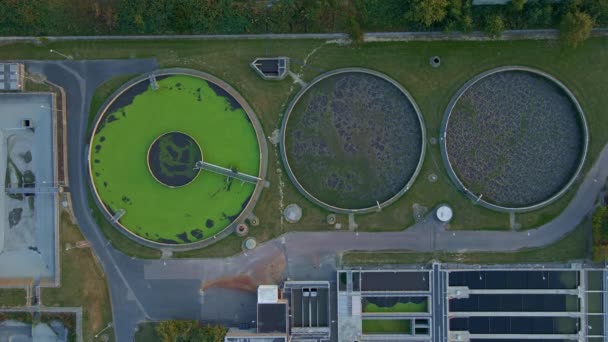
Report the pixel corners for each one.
[26,58,608,341]
[0,93,56,281]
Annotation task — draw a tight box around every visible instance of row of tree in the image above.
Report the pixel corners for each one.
[0,0,605,46]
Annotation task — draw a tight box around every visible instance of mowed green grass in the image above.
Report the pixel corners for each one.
[362,319,411,334]
[91,75,259,243]
[363,300,427,313]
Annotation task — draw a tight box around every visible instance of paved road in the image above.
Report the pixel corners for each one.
[27,59,608,341]
[25,60,160,341]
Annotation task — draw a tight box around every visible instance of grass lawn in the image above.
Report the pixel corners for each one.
[91,75,258,243]
[88,74,137,132]
[342,215,591,266]
[0,289,26,307]
[2,37,606,256]
[363,300,427,313]
[42,212,114,342]
[87,190,161,258]
[362,319,411,334]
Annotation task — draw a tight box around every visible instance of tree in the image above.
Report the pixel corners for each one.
[485,15,505,38]
[461,14,474,32]
[511,0,527,12]
[346,16,364,44]
[560,10,595,47]
[156,320,197,342]
[189,324,228,342]
[407,0,450,27]
[155,321,227,342]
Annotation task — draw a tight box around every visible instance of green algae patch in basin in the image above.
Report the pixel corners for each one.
[90,75,260,244]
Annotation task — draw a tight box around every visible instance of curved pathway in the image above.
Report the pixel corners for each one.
[27,60,608,341]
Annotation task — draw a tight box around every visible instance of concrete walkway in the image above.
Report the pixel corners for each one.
[1,28,607,44]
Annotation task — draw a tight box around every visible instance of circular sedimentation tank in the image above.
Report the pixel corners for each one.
[441,67,588,212]
[89,69,266,247]
[281,68,426,214]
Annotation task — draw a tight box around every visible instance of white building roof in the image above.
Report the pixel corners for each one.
[257,285,279,304]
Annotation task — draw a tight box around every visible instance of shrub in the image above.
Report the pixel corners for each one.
[560,10,595,47]
[346,17,364,44]
[485,14,505,38]
[155,321,227,342]
[511,0,527,12]
[407,0,450,27]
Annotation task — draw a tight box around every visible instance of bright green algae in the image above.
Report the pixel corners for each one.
[91,75,260,244]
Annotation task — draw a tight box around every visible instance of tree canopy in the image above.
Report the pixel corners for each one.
[560,10,595,47]
[407,0,450,27]
[0,0,605,43]
[155,321,227,342]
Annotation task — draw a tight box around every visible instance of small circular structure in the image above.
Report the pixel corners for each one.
[284,204,302,223]
[236,223,249,236]
[429,137,437,145]
[147,131,202,188]
[436,205,453,222]
[281,68,426,214]
[243,237,257,250]
[326,214,336,225]
[248,215,259,226]
[441,66,588,212]
[428,173,438,183]
[430,56,441,68]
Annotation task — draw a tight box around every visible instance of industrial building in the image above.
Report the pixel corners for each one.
[337,269,433,341]
[225,281,331,342]
[250,57,289,80]
[447,267,604,342]
[0,63,24,91]
[0,92,58,287]
[337,264,607,342]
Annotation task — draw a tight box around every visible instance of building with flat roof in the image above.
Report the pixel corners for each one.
[0,63,24,91]
[250,57,289,80]
[225,335,286,342]
[337,269,432,341]
[337,264,608,342]
[0,92,58,285]
[447,267,603,342]
[226,281,331,342]
[283,281,331,340]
